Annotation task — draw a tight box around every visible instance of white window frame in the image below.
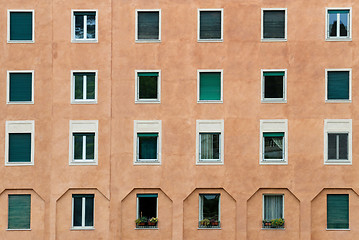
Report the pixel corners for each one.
[199,194,221,222]
[71,194,95,230]
[7,10,35,43]
[135,70,161,103]
[71,70,98,104]
[325,8,352,41]
[135,9,161,43]
[261,69,287,103]
[262,194,284,221]
[134,120,162,165]
[196,120,224,165]
[71,10,98,43]
[197,9,224,42]
[7,70,34,104]
[69,120,98,165]
[324,119,352,165]
[197,70,223,103]
[261,8,287,42]
[325,69,352,103]
[5,120,35,166]
[260,119,288,165]
[136,194,158,219]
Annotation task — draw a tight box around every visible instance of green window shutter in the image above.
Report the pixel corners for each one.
[74,12,96,16]
[328,10,350,14]
[9,133,31,162]
[137,194,158,198]
[8,195,31,229]
[138,133,158,137]
[327,71,350,100]
[9,73,32,102]
[10,12,33,41]
[327,194,349,229]
[263,72,285,76]
[137,12,159,40]
[263,132,284,137]
[138,75,158,99]
[199,72,221,101]
[200,11,222,39]
[138,73,158,77]
[263,10,285,39]
[138,133,158,160]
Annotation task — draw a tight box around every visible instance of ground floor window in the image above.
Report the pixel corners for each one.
[136,194,158,228]
[199,194,220,228]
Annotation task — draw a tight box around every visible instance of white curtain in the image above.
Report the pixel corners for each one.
[264,195,283,220]
[201,134,214,159]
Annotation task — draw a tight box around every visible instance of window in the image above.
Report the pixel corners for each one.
[7,71,34,104]
[261,9,287,41]
[8,10,34,43]
[69,120,98,165]
[326,69,351,102]
[8,194,31,230]
[136,194,158,228]
[5,121,34,166]
[71,71,97,103]
[72,10,97,42]
[72,194,94,229]
[326,8,351,41]
[134,120,161,165]
[196,120,224,164]
[198,9,223,41]
[327,194,349,229]
[136,10,161,42]
[197,70,223,103]
[135,71,161,103]
[263,195,284,229]
[324,119,352,164]
[199,194,220,228]
[261,70,286,102]
[260,120,288,164]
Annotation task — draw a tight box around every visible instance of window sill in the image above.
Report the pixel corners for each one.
[135,40,161,43]
[197,100,223,104]
[324,160,351,165]
[71,39,98,43]
[135,227,159,230]
[196,160,223,165]
[197,39,223,43]
[7,40,34,44]
[5,162,34,166]
[70,161,98,166]
[135,100,161,104]
[134,161,161,166]
[261,38,287,42]
[71,227,95,231]
[326,228,350,231]
[260,160,287,165]
[7,228,31,231]
[71,100,98,104]
[325,100,351,103]
[325,38,352,42]
[7,101,34,105]
[261,99,287,103]
[197,227,221,230]
[261,228,285,230]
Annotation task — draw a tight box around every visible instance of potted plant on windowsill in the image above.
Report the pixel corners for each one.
[210,218,219,226]
[200,218,210,227]
[135,216,148,226]
[271,218,285,228]
[148,217,158,226]
[262,219,272,227]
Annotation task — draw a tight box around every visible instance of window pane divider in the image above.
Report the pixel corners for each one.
[82,197,86,227]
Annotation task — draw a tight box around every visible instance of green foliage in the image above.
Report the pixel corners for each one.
[200,218,210,226]
[135,216,148,224]
[270,218,285,227]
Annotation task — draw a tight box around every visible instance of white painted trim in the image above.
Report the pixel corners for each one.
[324,119,352,165]
[135,9,161,43]
[260,119,288,165]
[5,120,35,166]
[7,10,35,43]
[197,70,223,103]
[133,120,162,165]
[71,9,98,43]
[196,120,224,165]
[325,69,352,102]
[197,9,224,42]
[70,70,98,104]
[261,69,287,103]
[69,120,98,165]
[325,8,352,41]
[7,70,34,104]
[261,8,287,42]
[262,194,284,220]
[135,70,161,103]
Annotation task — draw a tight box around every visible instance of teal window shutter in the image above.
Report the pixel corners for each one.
[137,194,158,198]
[327,71,350,100]
[9,133,31,162]
[327,194,349,229]
[137,11,159,40]
[10,12,33,41]
[9,73,32,102]
[263,72,285,76]
[199,72,221,101]
[8,195,31,229]
[138,73,158,77]
[138,73,158,100]
[263,132,284,137]
[138,133,158,160]
[200,11,222,39]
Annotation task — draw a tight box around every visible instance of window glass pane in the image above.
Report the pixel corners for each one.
[264,195,283,220]
[9,73,32,102]
[137,12,159,40]
[75,15,84,39]
[340,13,348,36]
[327,71,349,100]
[86,134,95,160]
[138,135,157,160]
[200,11,221,39]
[73,196,82,227]
[8,195,31,229]
[9,133,31,162]
[73,134,83,160]
[10,12,33,41]
[86,74,96,100]
[327,194,349,229]
[87,15,96,39]
[199,72,221,100]
[138,196,157,219]
[138,76,158,99]
[339,133,348,160]
[264,136,283,160]
[328,133,337,160]
[201,194,219,220]
[85,196,94,226]
[200,133,220,160]
[74,75,84,99]
[328,12,337,37]
[264,75,284,99]
[263,10,285,39]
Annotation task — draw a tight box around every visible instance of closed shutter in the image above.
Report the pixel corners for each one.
[138,133,158,160]
[8,195,31,229]
[327,71,350,100]
[327,194,349,229]
[137,12,159,40]
[10,12,33,40]
[9,73,32,102]
[200,11,222,39]
[9,133,31,162]
[199,72,221,100]
[263,10,285,39]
